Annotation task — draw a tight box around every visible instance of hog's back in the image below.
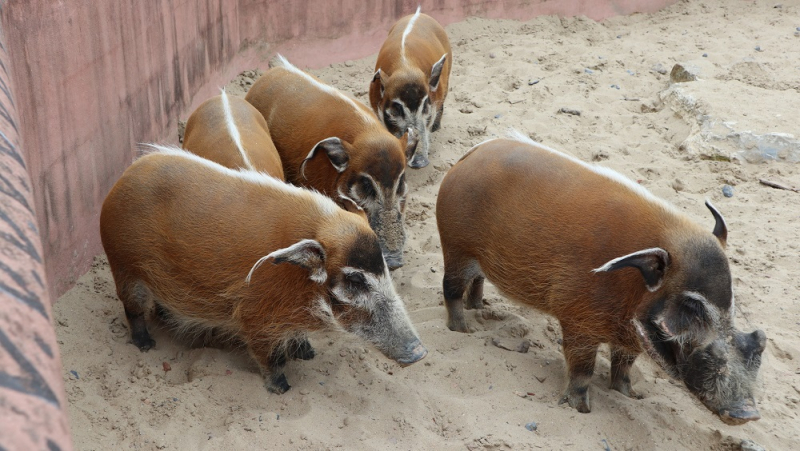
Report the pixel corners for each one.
[100,153,322,320]
[437,139,674,316]
[245,68,378,183]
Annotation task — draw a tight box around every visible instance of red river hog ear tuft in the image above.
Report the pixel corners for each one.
[705,200,728,245]
[593,247,670,292]
[247,239,328,285]
[301,137,350,179]
[429,54,447,91]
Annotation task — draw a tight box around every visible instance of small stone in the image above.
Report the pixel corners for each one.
[528,79,540,85]
[489,52,496,59]
[755,45,763,52]
[70,370,79,379]
[626,70,635,75]
[610,84,620,90]
[671,179,685,192]
[558,107,581,116]
[722,185,734,197]
[525,422,538,432]
[651,63,668,75]
[670,63,699,83]
[702,53,708,57]
[344,60,354,67]
[584,68,594,74]
[162,362,172,373]
[740,439,766,451]
[430,267,437,273]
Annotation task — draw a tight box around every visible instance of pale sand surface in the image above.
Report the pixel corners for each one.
[56,1,799,449]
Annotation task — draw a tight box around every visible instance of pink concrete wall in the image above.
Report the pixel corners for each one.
[1,0,676,302]
[0,17,72,451]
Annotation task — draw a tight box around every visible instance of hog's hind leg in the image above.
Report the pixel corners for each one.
[119,280,156,351]
[558,323,599,413]
[443,258,481,333]
[464,276,485,310]
[610,345,642,399]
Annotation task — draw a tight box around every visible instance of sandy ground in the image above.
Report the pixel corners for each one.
[55,1,800,449]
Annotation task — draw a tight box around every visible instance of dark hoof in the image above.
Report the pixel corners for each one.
[267,373,291,394]
[293,341,316,361]
[132,335,156,352]
[385,255,404,270]
[559,389,591,413]
[446,320,472,334]
[408,155,429,169]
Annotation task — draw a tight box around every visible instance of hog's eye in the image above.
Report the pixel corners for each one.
[356,176,376,200]
[345,272,367,288]
[390,101,404,117]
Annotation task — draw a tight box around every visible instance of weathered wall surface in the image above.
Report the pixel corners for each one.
[0,0,676,302]
[0,16,72,451]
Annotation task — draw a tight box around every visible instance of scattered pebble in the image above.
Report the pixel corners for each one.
[626,70,635,75]
[755,45,763,52]
[722,185,734,197]
[740,439,766,451]
[651,63,668,75]
[525,422,538,432]
[616,35,621,39]
[558,107,581,116]
[343,60,354,67]
[494,113,503,119]
[225,369,233,375]
[702,53,708,57]
[489,52,496,59]
[162,362,172,373]
[671,179,685,192]
[528,79,540,85]
[430,267,437,273]
[584,68,594,74]
[172,397,178,402]
[70,370,79,379]
[610,84,620,90]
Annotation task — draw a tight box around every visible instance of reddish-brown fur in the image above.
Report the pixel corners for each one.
[436,137,764,422]
[182,93,284,179]
[245,59,416,268]
[369,10,451,168]
[100,149,390,392]
[369,11,451,126]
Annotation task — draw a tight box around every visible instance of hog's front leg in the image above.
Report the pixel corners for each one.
[247,339,291,394]
[610,345,642,399]
[558,325,599,413]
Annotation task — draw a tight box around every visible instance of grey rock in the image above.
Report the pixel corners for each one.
[651,63,668,75]
[722,185,734,197]
[670,63,699,83]
[740,439,766,451]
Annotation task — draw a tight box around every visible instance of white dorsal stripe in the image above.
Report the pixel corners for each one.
[504,130,682,216]
[273,54,375,125]
[219,88,254,170]
[401,6,422,63]
[138,144,339,217]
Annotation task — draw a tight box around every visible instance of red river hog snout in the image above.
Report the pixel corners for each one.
[100,146,426,394]
[245,55,418,270]
[370,6,452,169]
[435,133,765,425]
[182,89,284,179]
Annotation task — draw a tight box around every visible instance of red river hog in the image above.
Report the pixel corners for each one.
[245,55,419,270]
[182,89,284,179]
[436,133,765,425]
[370,6,452,169]
[100,146,426,394]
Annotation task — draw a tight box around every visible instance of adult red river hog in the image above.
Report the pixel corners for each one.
[245,55,419,270]
[100,146,427,394]
[369,6,452,169]
[436,133,765,425]
[182,89,284,179]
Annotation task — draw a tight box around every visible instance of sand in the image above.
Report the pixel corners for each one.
[55,1,800,449]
